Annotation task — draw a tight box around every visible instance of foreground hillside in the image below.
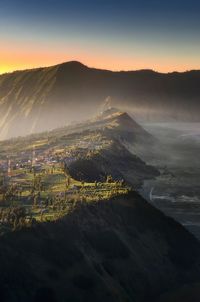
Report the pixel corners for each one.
[0,61,200,139]
[0,191,200,302]
[0,109,199,301]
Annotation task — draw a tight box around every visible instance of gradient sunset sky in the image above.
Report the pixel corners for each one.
[0,0,200,74]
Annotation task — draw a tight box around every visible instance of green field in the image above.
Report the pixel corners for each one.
[0,162,130,233]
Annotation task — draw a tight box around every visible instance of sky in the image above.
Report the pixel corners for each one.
[0,0,200,74]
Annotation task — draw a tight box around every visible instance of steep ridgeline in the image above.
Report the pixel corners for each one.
[67,139,158,187]
[0,61,200,139]
[0,108,158,187]
[49,107,155,145]
[90,108,155,144]
[0,191,200,302]
[56,109,158,185]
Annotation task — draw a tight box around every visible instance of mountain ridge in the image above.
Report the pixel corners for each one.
[0,108,158,187]
[1,60,200,140]
[2,60,200,76]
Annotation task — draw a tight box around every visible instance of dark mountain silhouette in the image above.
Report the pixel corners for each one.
[0,191,200,302]
[0,61,200,139]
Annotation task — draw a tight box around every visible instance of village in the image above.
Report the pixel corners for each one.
[0,138,130,234]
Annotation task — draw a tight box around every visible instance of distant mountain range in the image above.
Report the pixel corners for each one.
[0,61,200,140]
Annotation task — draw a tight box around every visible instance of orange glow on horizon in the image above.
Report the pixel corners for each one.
[0,47,199,74]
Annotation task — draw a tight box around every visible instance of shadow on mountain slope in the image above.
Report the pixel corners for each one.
[1,61,200,139]
[68,140,159,187]
[0,191,200,302]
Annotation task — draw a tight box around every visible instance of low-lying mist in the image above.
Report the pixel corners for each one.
[1,100,199,141]
[1,61,200,140]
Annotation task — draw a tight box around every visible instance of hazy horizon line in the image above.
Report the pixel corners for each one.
[1,60,200,76]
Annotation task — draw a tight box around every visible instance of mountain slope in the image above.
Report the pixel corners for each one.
[53,108,155,145]
[67,139,158,186]
[0,61,200,139]
[0,108,158,187]
[0,191,200,302]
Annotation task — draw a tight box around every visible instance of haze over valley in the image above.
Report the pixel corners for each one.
[1,0,200,300]
[1,61,200,140]
[0,106,200,301]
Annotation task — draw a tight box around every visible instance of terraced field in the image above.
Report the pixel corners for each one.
[0,162,130,234]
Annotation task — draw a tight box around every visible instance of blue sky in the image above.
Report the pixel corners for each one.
[0,0,200,73]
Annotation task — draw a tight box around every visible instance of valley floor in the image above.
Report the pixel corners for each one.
[141,122,200,240]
